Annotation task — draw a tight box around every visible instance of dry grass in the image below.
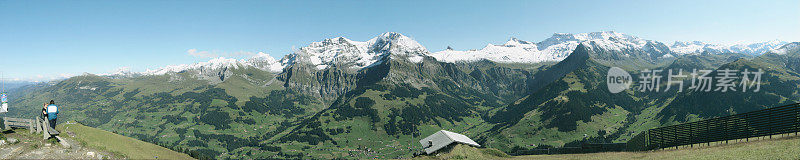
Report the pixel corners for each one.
[515,135,800,160]
[414,135,800,160]
[414,144,511,160]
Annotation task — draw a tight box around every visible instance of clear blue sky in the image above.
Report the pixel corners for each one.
[1,0,798,81]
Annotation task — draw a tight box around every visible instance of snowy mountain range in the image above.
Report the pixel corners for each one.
[769,42,800,55]
[670,40,787,56]
[431,31,787,63]
[139,32,426,77]
[111,31,789,78]
[283,32,427,70]
[430,31,656,63]
[142,52,286,75]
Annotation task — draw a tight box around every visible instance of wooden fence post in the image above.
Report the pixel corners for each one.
[39,118,43,134]
[29,119,33,134]
[675,126,680,149]
[35,118,41,134]
[3,117,7,130]
[42,119,49,140]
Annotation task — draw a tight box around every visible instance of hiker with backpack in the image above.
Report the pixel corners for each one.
[45,100,58,129]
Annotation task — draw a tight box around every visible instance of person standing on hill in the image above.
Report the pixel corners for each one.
[46,100,58,129]
[41,103,48,119]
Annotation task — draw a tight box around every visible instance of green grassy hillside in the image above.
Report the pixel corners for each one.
[274,57,538,159]
[6,68,327,159]
[60,122,195,159]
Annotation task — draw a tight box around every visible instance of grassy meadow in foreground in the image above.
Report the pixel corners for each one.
[414,135,800,160]
[59,122,195,160]
[517,135,800,160]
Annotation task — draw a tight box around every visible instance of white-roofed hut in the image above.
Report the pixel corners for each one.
[419,130,480,154]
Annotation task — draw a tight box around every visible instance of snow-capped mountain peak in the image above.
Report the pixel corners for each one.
[538,31,643,49]
[769,42,800,55]
[431,31,785,63]
[430,31,649,63]
[369,32,426,52]
[98,67,140,78]
[504,37,534,46]
[670,40,788,56]
[140,52,286,76]
[143,57,242,75]
[290,32,428,70]
[293,36,369,70]
[247,52,287,72]
[579,31,634,41]
[111,31,789,81]
[130,32,428,79]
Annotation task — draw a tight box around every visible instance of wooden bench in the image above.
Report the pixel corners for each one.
[2,116,60,139]
[39,116,59,139]
[3,117,34,132]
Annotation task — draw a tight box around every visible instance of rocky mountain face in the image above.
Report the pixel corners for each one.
[277,32,429,102]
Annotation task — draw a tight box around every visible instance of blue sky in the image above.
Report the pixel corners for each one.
[1,0,798,82]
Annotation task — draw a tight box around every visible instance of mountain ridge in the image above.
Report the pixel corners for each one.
[100,32,790,81]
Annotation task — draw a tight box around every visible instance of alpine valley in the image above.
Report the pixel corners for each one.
[5,31,799,159]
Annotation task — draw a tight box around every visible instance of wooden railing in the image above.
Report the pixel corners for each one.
[627,103,800,151]
[2,116,59,139]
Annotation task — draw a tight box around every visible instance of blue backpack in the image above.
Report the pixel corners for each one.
[47,104,58,120]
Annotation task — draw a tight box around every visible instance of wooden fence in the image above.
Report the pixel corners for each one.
[2,116,60,139]
[627,103,800,151]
